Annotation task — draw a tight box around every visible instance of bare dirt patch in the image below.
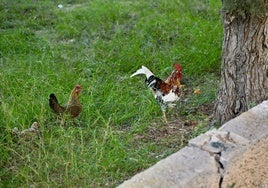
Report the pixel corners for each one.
[131,101,214,151]
[209,136,268,188]
[132,118,193,144]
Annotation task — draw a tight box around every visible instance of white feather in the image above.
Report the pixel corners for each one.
[162,91,179,102]
[154,90,179,103]
[130,66,154,79]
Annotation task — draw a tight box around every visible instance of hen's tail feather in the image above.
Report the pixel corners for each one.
[49,93,65,114]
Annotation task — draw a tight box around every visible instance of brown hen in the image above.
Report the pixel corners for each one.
[49,84,82,118]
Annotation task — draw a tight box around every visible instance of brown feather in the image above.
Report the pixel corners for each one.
[165,63,182,88]
[163,63,183,96]
[49,93,66,114]
[49,85,82,118]
[158,81,173,95]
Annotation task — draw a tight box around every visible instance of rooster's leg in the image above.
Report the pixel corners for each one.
[160,103,168,123]
[162,110,168,123]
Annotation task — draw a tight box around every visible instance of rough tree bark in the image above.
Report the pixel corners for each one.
[214,7,268,125]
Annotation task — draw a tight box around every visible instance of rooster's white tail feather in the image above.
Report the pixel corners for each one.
[130,66,154,79]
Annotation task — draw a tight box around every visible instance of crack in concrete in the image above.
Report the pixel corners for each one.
[216,131,236,144]
[214,151,225,188]
[197,143,226,188]
[196,144,226,188]
[196,132,232,188]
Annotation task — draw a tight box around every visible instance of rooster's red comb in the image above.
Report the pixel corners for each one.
[173,63,182,71]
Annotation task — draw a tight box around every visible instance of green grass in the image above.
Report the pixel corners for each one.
[0,0,222,187]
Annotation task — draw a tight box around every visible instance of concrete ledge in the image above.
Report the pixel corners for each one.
[118,101,268,188]
[220,101,268,142]
[118,146,216,188]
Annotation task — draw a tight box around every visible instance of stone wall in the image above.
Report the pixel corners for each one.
[118,101,268,188]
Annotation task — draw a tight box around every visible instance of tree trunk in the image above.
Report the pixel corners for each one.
[214,12,268,125]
